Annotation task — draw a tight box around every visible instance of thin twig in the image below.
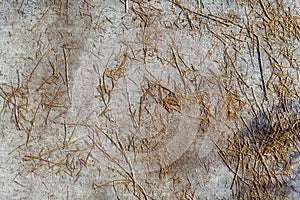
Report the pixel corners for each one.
[63,46,71,101]
[255,34,268,101]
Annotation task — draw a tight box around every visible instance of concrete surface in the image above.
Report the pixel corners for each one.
[0,0,299,199]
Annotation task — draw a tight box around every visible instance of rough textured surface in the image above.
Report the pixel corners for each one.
[0,0,300,199]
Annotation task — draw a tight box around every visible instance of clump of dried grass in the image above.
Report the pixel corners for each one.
[218,100,300,199]
[211,0,300,198]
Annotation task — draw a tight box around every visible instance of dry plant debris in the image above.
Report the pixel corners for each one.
[207,0,300,199]
[1,0,300,199]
